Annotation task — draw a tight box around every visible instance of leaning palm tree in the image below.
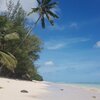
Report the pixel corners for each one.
[28,0,59,28]
[18,0,59,47]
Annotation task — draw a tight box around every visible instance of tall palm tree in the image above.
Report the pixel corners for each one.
[28,0,59,28]
[18,0,59,48]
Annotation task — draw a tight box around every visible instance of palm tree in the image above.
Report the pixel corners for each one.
[17,0,59,48]
[28,0,59,28]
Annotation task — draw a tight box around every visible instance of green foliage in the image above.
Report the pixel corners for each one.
[4,32,19,41]
[0,0,59,81]
[33,74,43,81]
[0,0,43,81]
[0,16,19,72]
[0,51,17,72]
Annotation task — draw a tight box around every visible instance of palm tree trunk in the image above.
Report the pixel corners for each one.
[14,15,41,53]
[20,16,41,45]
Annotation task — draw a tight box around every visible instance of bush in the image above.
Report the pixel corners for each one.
[33,74,43,81]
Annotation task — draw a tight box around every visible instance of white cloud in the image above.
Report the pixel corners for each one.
[94,41,100,48]
[45,37,89,50]
[69,22,78,29]
[48,24,66,31]
[44,61,55,66]
[45,42,65,50]
[66,37,90,44]
[48,22,79,31]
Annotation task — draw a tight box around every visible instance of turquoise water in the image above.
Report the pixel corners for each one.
[47,82,100,91]
[69,83,100,89]
[45,81,100,89]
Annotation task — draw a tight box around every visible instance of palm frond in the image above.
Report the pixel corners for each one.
[27,8,39,16]
[46,13,54,26]
[28,0,59,28]
[0,51,17,72]
[37,0,41,4]
[42,0,52,4]
[4,32,19,41]
[41,16,45,28]
[48,2,58,8]
[47,10,59,18]
[27,10,35,16]
[32,8,39,12]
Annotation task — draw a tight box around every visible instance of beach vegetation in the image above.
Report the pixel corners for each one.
[0,0,59,81]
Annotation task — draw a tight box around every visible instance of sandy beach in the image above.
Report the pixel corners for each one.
[0,78,100,100]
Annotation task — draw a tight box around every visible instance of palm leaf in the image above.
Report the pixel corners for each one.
[0,51,17,72]
[28,0,59,29]
[48,2,58,8]
[32,8,39,12]
[27,8,39,16]
[4,32,19,41]
[46,13,54,26]
[45,0,52,4]
[37,0,41,4]
[47,10,59,18]
[42,0,52,4]
[27,11,34,16]
[41,16,45,28]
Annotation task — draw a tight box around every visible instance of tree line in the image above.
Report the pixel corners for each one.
[0,0,59,81]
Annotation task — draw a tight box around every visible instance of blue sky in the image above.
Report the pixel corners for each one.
[34,0,100,83]
[1,0,100,83]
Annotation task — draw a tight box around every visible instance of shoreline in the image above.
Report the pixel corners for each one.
[0,77,100,100]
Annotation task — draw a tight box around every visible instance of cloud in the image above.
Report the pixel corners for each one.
[44,61,55,66]
[45,37,90,50]
[48,24,66,31]
[40,60,100,74]
[48,22,79,31]
[94,41,100,48]
[69,22,78,29]
[66,37,90,44]
[45,42,65,50]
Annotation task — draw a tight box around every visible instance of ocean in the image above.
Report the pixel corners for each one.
[67,83,100,89]
[44,80,100,89]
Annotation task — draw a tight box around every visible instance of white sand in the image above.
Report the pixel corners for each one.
[0,78,100,100]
